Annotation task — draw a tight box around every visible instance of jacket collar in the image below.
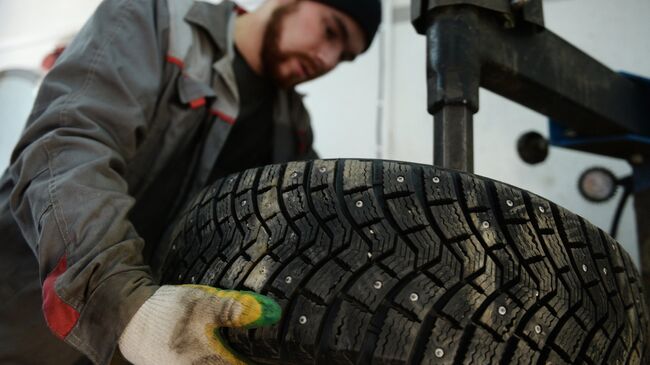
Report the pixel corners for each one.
[184,0,236,53]
[183,1,307,132]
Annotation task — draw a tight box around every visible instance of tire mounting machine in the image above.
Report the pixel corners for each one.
[409,0,650,305]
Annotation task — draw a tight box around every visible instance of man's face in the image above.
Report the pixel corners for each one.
[261,1,367,89]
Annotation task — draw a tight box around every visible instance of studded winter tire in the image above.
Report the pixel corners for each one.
[162,159,648,364]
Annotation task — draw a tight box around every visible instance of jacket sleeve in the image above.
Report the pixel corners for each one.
[8,0,167,363]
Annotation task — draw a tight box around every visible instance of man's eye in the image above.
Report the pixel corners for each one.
[325,26,337,40]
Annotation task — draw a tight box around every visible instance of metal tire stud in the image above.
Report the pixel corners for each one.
[434,348,444,358]
[373,280,383,290]
[498,306,507,315]
[299,316,307,325]
[511,0,531,10]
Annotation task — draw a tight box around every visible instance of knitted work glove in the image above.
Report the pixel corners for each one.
[118,285,281,365]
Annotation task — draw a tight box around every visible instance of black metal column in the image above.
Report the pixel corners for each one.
[424,7,480,172]
[434,106,474,171]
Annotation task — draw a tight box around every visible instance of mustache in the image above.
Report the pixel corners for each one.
[299,56,323,78]
[281,53,323,78]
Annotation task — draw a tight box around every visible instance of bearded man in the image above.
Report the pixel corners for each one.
[0,0,381,364]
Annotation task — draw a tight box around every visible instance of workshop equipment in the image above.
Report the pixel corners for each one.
[411,0,650,306]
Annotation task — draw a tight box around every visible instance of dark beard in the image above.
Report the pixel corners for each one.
[261,2,301,89]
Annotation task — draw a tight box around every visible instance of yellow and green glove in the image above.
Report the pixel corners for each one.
[118,285,281,365]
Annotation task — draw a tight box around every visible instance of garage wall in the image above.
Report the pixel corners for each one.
[0,0,104,169]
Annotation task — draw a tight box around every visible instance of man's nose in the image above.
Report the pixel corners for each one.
[317,46,341,72]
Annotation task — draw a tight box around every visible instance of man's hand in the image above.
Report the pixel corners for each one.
[118,285,281,365]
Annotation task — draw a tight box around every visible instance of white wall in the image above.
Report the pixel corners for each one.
[1,0,648,266]
[0,0,104,170]
[0,0,103,70]
[0,71,40,169]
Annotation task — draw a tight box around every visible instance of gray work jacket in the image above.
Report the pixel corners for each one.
[0,0,315,364]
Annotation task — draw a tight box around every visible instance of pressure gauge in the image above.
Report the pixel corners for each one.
[578,167,618,203]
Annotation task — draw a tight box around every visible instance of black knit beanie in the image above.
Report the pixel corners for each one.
[312,0,382,50]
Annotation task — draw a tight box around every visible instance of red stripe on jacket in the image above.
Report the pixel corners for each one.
[165,55,184,68]
[42,256,80,339]
[234,4,247,15]
[189,98,206,109]
[210,109,236,125]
